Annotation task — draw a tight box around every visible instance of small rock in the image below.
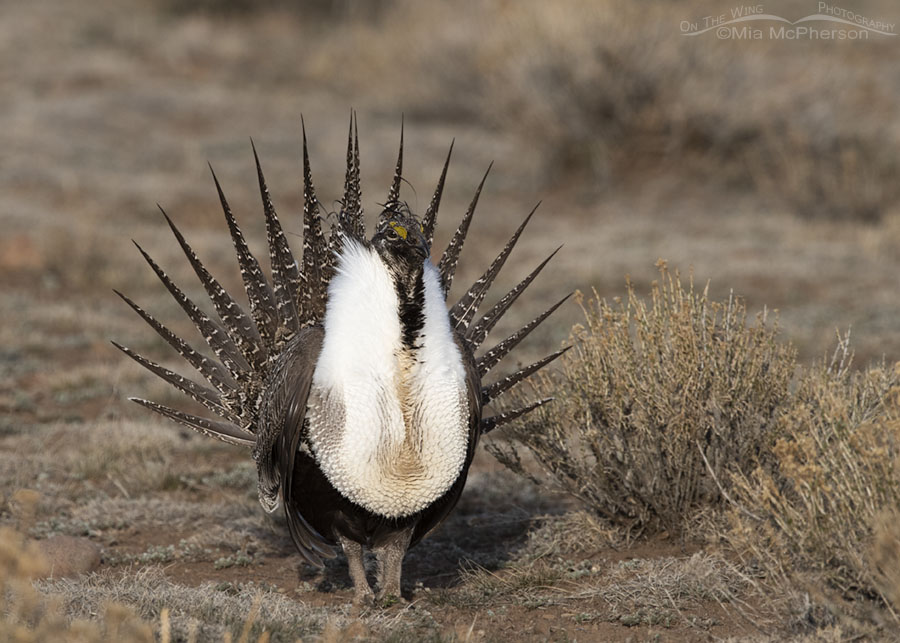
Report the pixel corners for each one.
[35,535,101,578]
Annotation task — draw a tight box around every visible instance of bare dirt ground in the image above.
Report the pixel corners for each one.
[2,0,899,640]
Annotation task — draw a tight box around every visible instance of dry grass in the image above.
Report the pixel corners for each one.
[0,524,451,642]
[490,261,796,536]
[447,540,752,633]
[0,527,155,642]
[40,567,325,642]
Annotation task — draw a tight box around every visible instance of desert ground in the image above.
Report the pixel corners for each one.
[2,0,899,640]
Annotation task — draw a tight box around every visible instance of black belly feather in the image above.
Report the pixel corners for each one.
[289,450,471,550]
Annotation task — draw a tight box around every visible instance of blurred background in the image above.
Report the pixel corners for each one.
[1,0,899,429]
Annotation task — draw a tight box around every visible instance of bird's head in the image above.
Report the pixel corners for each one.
[372,203,429,280]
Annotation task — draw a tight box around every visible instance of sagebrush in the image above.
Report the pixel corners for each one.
[489,262,796,535]
[727,356,900,631]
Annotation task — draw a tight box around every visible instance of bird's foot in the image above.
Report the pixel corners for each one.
[374,588,408,608]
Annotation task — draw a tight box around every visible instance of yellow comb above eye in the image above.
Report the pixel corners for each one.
[389,221,408,240]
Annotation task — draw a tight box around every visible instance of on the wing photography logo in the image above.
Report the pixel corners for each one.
[680,3,896,40]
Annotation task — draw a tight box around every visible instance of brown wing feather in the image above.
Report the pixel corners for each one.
[257,326,336,565]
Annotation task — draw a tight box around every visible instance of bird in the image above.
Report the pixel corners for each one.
[114,116,569,605]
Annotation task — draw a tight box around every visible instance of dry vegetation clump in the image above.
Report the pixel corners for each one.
[489,261,796,536]
[726,355,900,633]
[0,526,154,642]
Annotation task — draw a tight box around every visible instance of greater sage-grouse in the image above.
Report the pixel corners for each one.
[115,119,568,604]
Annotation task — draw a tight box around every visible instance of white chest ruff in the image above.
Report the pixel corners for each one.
[307,242,470,518]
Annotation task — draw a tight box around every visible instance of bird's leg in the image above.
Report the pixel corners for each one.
[339,535,373,606]
[373,527,413,604]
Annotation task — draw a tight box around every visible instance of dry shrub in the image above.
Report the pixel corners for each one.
[726,358,900,631]
[488,261,795,536]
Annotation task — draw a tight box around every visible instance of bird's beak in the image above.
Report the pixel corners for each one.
[410,228,429,259]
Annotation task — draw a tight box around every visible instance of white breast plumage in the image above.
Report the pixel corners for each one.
[307,240,470,518]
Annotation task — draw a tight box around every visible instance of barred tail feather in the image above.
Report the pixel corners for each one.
[133,241,251,381]
[481,397,554,434]
[210,165,280,354]
[382,117,404,215]
[338,111,364,242]
[160,208,266,370]
[450,203,539,331]
[130,398,255,447]
[438,163,491,294]
[466,245,562,350]
[113,289,236,395]
[252,141,302,339]
[112,341,236,422]
[299,121,330,323]
[422,140,453,248]
[477,293,572,376]
[481,347,570,404]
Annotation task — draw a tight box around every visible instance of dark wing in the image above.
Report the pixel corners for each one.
[410,331,483,547]
[259,326,337,566]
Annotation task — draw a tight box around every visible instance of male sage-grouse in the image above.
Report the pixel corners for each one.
[115,118,568,605]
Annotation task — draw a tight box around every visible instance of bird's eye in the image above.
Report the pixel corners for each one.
[385,227,399,240]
